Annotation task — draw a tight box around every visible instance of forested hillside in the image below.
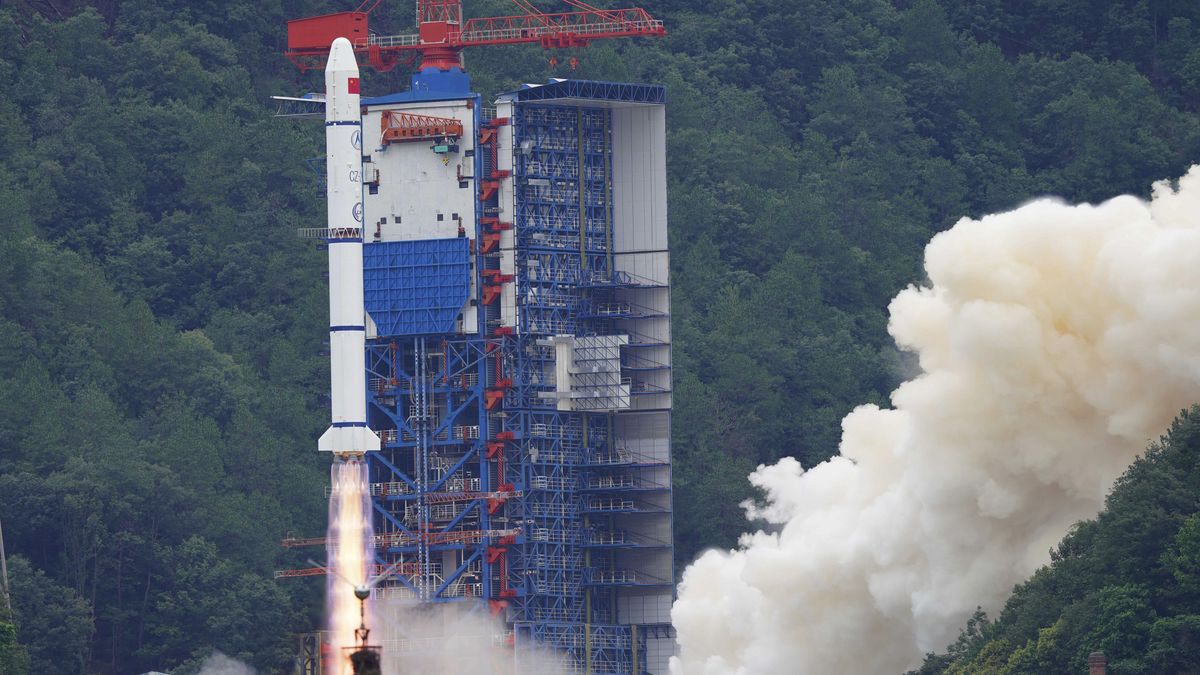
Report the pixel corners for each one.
[1,0,1200,673]
[910,406,1200,675]
[0,4,333,672]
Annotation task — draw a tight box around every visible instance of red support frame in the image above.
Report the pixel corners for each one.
[380,110,465,146]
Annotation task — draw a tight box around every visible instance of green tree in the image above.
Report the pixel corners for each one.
[8,556,93,674]
[142,536,294,671]
[0,589,30,675]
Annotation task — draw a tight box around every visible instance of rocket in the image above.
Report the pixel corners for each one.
[318,37,380,457]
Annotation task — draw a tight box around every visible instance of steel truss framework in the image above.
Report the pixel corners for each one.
[502,102,670,675]
[361,93,669,675]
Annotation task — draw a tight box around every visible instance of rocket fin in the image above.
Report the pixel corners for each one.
[317,425,381,453]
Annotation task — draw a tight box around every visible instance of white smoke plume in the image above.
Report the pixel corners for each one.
[372,600,569,674]
[670,166,1200,674]
[196,651,256,675]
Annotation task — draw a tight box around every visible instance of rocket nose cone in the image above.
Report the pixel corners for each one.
[326,36,359,74]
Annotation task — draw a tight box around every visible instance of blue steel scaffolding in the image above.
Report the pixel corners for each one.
[354,76,672,674]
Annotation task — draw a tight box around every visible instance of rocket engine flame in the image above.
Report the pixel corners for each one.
[328,459,373,675]
[671,166,1200,674]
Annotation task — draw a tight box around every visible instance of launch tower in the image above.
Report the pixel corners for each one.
[359,74,673,674]
[288,4,672,673]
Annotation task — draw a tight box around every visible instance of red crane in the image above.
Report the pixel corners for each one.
[286,0,664,72]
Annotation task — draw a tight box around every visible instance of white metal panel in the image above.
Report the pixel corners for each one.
[361,100,477,244]
[496,100,516,253]
[461,299,477,334]
[499,248,518,330]
[499,248,515,276]
[555,336,572,411]
[496,100,519,330]
[501,280,518,330]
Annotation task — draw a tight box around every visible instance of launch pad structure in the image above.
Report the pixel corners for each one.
[285,4,675,672]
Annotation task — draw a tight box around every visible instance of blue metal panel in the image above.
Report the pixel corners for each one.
[361,67,473,105]
[507,79,667,105]
[363,238,470,336]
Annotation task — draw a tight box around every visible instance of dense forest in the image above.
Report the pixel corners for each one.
[909,407,1200,675]
[2,0,1200,672]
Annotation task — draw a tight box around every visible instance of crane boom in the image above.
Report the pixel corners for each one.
[286,0,664,72]
[458,8,662,46]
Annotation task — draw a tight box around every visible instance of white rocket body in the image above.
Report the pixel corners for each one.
[318,37,380,456]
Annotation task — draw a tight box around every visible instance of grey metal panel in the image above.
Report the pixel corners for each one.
[620,549,672,581]
[618,589,675,675]
[616,410,670,463]
[620,511,672,544]
[646,636,675,675]
[628,509,676,535]
[616,408,668,435]
[613,251,669,285]
[619,591,674,624]
[612,106,668,253]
